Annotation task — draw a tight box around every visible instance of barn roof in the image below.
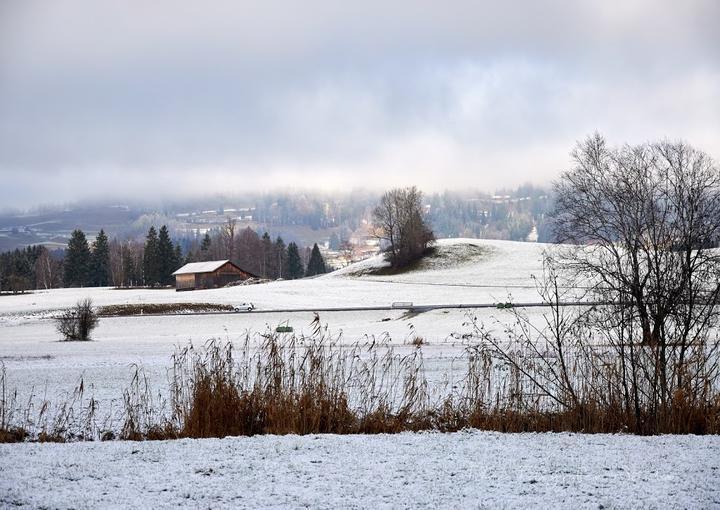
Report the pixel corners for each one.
[172,260,232,275]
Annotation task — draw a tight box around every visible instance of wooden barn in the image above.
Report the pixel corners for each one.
[172,260,255,291]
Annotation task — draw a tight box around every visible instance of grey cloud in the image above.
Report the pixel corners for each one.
[0,0,718,208]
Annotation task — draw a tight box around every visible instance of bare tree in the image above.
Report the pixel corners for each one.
[551,134,720,431]
[56,298,99,341]
[34,247,60,289]
[339,240,354,267]
[109,239,124,287]
[6,275,31,294]
[220,217,237,262]
[372,186,435,268]
[235,227,263,276]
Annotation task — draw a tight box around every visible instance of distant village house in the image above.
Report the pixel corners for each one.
[172,260,255,291]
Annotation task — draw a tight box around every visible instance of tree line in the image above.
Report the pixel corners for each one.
[0,222,328,292]
[174,186,551,240]
[0,245,62,292]
[189,219,327,280]
[60,226,183,288]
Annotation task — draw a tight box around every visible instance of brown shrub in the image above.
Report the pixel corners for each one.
[56,298,98,341]
[99,302,233,317]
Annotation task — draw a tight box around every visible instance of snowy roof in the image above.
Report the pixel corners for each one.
[172,260,232,275]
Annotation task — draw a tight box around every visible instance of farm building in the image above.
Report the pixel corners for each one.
[172,260,256,291]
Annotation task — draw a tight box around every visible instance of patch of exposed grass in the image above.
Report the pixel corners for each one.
[409,336,426,347]
[349,243,493,277]
[98,303,234,317]
[364,247,438,276]
[0,355,54,362]
[0,426,27,443]
[399,310,424,320]
[0,291,33,297]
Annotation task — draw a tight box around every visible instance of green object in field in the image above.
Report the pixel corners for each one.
[276,325,294,333]
[496,302,514,309]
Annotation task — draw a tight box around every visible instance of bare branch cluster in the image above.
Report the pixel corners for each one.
[553,134,720,345]
[473,134,720,433]
[55,298,99,342]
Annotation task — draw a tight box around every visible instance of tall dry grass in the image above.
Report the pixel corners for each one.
[122,321,432,438]
[0,362,105,443]
[2,317,719,443]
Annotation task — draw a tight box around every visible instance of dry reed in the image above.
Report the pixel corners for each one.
[2,319,719,443]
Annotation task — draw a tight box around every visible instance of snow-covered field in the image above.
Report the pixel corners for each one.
[2,430,719,508]
[3,239,717,508]
[0,239,549,407]
[0,239,548,317]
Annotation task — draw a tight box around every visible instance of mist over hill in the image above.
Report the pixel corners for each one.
[0,185,553,253]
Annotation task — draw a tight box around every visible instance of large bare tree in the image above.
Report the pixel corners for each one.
[220,217,237,262]
[551,134,720,429]
[372,186,435,268]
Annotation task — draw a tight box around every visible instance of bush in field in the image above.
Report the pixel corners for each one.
[56,298,99,341]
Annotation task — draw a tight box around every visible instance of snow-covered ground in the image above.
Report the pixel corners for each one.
[2,239,718,508]
[0,239,549,318]
[2,430,719,508]
[0,239,550,407]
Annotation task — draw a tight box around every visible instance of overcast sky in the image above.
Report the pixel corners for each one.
[1,0,718,209]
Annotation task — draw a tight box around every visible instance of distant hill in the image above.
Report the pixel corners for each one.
[0,205,139,252]
[0,186,554,252]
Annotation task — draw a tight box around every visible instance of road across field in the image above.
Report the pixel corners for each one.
[93,300,607,319]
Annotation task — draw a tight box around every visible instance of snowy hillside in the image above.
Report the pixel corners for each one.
[0,239,551,318]
[332,238,545,284]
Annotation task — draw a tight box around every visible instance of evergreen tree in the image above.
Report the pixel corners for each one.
[285,242,304,279]
[121,245,137,287]
[261,232,273,278]
[64,229,91,287]
[143,226,160,286]
[173,244,184,273]
[90,229,110,286]
[0,246,40,292]
[157,225,175,285]
[200,232,211,261]
[274,236,286,279]
[11,249,32,283]
[305,243,327,276]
